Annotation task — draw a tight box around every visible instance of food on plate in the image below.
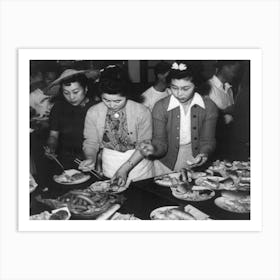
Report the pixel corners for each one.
[154,169,193,187]
[221,190,249,200]
[150,206,196,220]
[154,172,181,187]
[219,177,236,190]
[49,210,70,220]
[89,180,126,193]
[110,212,140,220]
[171,179,192,194]
[30,211,51,220]
[190,172,207,180]
[95,204,121,220]
[195,159,251,191]
[215,196,250,213]
[195,177,221,189]
[53,169,90,184]
[30,207,71,220]
[172,186,215,201]
[36,190,124,219]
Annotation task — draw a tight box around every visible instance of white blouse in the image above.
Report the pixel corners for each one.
[208,75,234,110]
[167,93,205,145]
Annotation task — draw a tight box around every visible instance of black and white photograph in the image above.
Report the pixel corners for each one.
[19,49,261,230]
[2,1,280,279]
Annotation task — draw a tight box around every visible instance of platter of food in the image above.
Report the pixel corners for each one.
[89,180,128,193]
[30,207,71,220]
[214,191,250,213]
[53,169,90,185]
[154,172,182,187]
[150,204,210,220]
[150,206,196,220]
[110,212,140,220]
[171,186,215,201]
[195,176,236,190]
[35,189,124,219]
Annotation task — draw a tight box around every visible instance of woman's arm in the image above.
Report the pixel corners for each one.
[199,98,219,156]
[150,101,168,157]
[45,130,59,157]
[111,149,144,187]
[83,108,100,163]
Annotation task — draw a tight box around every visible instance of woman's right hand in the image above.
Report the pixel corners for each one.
[78,159,95,172]
[44,146,56,159]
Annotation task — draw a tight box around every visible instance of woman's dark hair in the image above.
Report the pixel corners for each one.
[98,65,131,98]
[60,73,88,90]
[167,61,210,95]
[52,73,89,103]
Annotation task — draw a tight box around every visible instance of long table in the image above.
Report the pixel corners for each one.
[30,173,250,220]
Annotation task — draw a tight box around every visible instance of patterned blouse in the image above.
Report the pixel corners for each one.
[102,108,135,152]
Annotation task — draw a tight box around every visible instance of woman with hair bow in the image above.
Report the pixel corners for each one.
[139,61,219,175]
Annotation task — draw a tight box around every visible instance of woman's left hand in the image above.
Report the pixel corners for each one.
[187,153,208,167]
[111,166,129,187]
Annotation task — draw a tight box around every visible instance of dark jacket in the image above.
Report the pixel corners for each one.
[152,94,218,170]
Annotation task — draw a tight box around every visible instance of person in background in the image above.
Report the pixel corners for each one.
[44,69,96,169]
[79,65,153,187]
[141,61,170,111]
[139,61,218,175]
[208,60,242,159]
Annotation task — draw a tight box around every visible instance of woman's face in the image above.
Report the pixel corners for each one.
[101,93,127,111]
[62,82,87,106]
[170,78,195,104]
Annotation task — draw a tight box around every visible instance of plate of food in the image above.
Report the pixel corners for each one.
[53,169,90,185]
[150,206,196,220]
[195,176,238,191]
[110,212,140,220]
[89,180,128,193]
[36,189,125,219]
[30,207,71,220]
[214,191,250,213]
[171,185,215,201]
[190,172,207,180]
[154,172,182,187]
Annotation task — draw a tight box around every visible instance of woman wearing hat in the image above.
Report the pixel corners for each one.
[139,61,219,175]
[44,69,96,168]
[79,65,154,187]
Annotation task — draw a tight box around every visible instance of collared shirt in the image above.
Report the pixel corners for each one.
[208,75,234,110]
[142,86,169,111]
[167,92,205,145]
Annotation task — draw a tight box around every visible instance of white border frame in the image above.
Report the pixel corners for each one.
[19,49,262,232]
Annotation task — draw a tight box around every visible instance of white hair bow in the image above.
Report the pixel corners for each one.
[171,62,187,71]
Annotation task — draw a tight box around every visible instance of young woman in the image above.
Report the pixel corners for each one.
[45,69,96,168]
[139,61,219,175]
[79,65,153,187]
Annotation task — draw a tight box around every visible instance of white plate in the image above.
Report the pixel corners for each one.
[195,176,227,190]
[89,180,128,193]
[172,187,215,201]
[53,169,90,185]
[150,206,196,220]
[154,172,181,187]
[214,197,250,213]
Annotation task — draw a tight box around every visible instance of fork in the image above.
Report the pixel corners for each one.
[74,158,105,180]
[43,146,66,174]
